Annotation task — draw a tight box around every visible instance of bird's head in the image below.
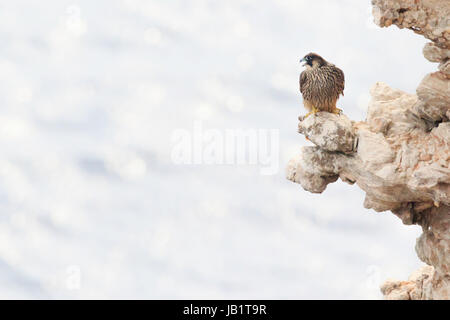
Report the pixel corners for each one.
[300,53,326,68]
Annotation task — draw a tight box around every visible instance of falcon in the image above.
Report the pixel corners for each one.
[299,53,345,118]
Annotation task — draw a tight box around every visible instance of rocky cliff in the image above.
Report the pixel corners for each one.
[287,0,449,299]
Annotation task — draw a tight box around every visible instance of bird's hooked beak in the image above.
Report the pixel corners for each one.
[299,57,307,67]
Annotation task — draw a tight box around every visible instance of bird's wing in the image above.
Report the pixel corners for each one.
[335,66,345,96]
[299,70,308,96]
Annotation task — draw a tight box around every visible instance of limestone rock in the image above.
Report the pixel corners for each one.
[423,42,450,63]
[297,113,356,154]
[415,72,450,122]
[286,147,340,194]
[381,265,435,300]
[438,60,450,75]
[372,0,450,48]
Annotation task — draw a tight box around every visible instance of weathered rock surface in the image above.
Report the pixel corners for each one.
[287,0,450,300]
[372,0,450,48]
[423,42,450,63]
[381,265,435,300]
[415,72,450,122]
[297,113,357,154]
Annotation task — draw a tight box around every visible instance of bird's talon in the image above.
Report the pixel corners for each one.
[333,108,342,115]
[304,106,319,119]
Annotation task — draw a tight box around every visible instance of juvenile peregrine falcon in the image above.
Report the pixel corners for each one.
[299,53,345,118]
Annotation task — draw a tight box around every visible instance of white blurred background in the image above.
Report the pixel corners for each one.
[0,0,434,299]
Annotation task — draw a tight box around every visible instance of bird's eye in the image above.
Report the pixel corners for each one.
[306,56,311,61]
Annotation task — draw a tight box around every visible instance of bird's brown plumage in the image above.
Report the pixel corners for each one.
[299,53,345,114]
